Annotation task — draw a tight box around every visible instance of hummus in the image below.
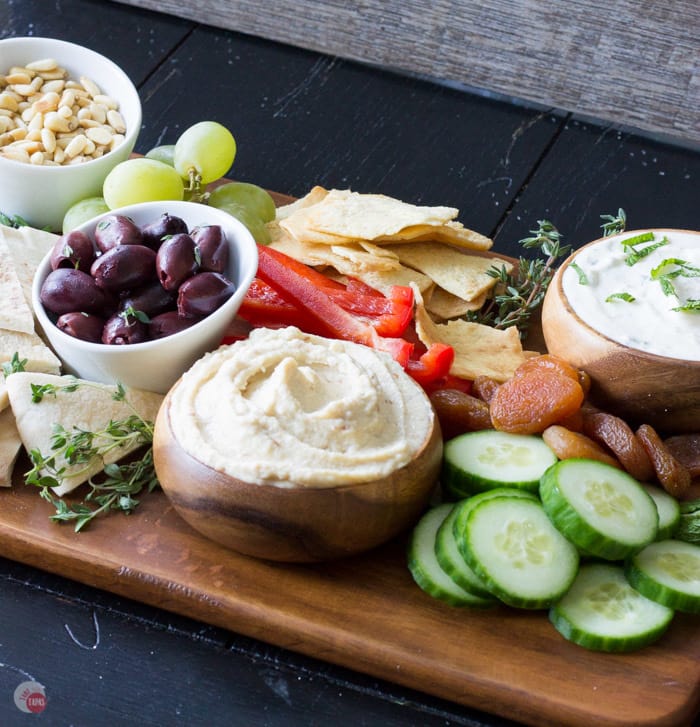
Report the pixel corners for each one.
[168,327,436,488]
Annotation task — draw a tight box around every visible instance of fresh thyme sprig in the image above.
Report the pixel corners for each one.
[600,208,627,236]
[22,379,158,532]
[468,219,570,339]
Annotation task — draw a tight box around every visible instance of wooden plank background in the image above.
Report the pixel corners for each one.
[115,0,700,147]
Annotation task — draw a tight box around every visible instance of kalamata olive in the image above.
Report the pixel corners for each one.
[50,230,96,272]
[191,225,229,273]
[93,214,143,252]
[90,244,157,292]
[56,312,105,343]
[177,272,236,317]
[119,280,176,318]
[102,311,149,345]
[140,213,188,249]
[148,310,201,339]
[155,233,198,291]
[40,268,109,315]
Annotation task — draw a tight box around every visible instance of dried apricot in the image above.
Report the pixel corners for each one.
[542,425,621,468]
[583,411,654,482]
[472,375,499,403]
[490,369,584,434]
[664,433,700,478]
[636,424,692,498]
[513,353,580,382]
[429,389,493,440]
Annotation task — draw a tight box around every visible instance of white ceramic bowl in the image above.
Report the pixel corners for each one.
[32,200,258,394]
[0,36,142,232]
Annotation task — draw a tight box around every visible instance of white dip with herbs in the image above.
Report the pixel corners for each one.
[168,326,435,488]
[561,229,700,360]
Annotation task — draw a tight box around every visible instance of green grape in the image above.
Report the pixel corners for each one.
[145,144,176,167]
[103,158,184,209]
[174,121,236,186]
[62,196,110,232]
[209,182,276,223]
[218,201,270,245]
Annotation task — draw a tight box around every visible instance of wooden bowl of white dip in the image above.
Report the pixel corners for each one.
[154,327,442,562]
[542,229,700,434]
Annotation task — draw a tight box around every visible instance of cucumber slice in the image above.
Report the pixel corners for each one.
[407,504,494,608]
[626,539,700,614]
[550,562,674,652]
[435,502,496,599]
[457,495,579,609]
[442,430,557,498]
[540,458,658,560]
[642,484,681,541]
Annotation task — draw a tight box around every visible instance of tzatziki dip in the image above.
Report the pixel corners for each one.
[561,229,700,360]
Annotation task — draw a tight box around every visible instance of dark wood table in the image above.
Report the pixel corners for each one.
[1,2,698,725]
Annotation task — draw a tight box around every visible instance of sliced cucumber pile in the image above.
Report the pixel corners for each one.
[443,430,557,498]
[406,427,698,654]
[549,563,674,652]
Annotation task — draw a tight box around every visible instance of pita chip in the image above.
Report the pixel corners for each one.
[386,242,510,301]
[6,372,163,496]
[413,284,530,382]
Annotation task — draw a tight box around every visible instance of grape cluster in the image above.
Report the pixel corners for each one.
[62,121,277,243]
[41,212,235,345]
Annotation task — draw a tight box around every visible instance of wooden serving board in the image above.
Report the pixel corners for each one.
[1,462,699,727]
[2,192,698,725]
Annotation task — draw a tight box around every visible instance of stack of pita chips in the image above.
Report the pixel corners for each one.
[267,186,536,382]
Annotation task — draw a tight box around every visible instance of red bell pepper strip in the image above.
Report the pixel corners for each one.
[406,343,455,387]
[237,278,328,335]
[255,245,414,366]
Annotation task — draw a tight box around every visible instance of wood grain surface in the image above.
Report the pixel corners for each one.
[114,0,700,147]
[1,462,698,727]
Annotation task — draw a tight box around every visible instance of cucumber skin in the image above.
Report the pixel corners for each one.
[549,563,674,653]
[625,541,700,614]
[539,460,657,561]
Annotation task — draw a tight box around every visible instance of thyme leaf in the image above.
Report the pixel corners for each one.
[600,208,627,236]
[467,219,570,339]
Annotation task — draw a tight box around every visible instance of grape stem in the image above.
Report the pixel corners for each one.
[185,167,208,203]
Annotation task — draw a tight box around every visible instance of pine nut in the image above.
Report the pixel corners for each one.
[41,127,56,153]
[65,133,88,158]
[80,76,101,97]
[86,125,113,146]
[26,58,58,72]
[107,109,126,133]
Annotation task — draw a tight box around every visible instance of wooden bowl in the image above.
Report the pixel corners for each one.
[542,229,700,434]
[154,399,441,562]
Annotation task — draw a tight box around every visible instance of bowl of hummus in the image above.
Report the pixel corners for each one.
[542,228,700,434]
[153,326,443,562]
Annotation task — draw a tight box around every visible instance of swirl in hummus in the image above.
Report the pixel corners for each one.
[168,326,436,488]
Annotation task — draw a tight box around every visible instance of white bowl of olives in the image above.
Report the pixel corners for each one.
[32,200,258,394]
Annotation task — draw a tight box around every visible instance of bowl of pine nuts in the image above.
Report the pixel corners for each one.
[0,36,141,231]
